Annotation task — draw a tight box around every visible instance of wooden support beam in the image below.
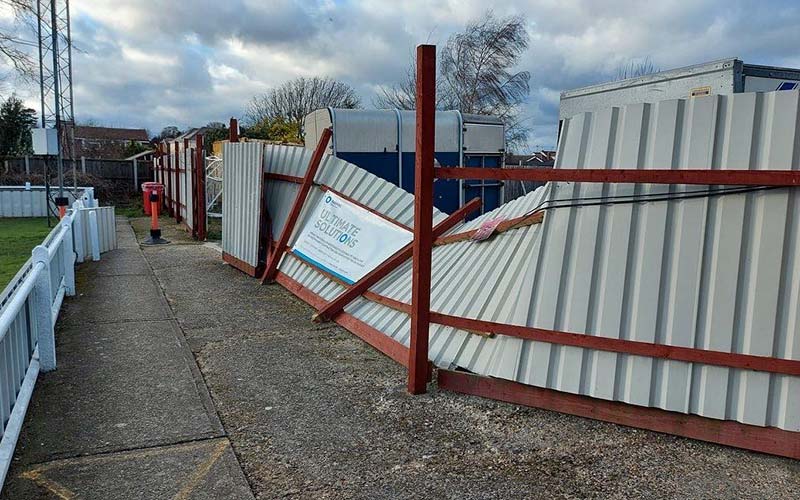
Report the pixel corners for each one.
[408,44,436,395]
[174,141,182,223]
[438,370,800,460]
[195,133,206,240]
[434,167,800,187]
[260,127,332,284]
[430,311,800,376]
[434,210,544,246]
[229,117,239,142]
[313,197,481,322]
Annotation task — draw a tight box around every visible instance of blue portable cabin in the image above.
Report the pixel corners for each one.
[303,109,505,215]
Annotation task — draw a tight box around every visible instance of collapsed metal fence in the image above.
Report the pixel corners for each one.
[0,190,116,488]
[220,46,800,459]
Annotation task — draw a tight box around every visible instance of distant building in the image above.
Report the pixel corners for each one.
[73,126,150,159]
[506,150,556,167]
[503,150,556,203]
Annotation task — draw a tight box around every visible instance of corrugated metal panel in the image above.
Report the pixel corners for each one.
[182,145,195,230]
[0,187,84,217]
[529,90,799,431]
[258,91,799,433]
[222,142,264,267]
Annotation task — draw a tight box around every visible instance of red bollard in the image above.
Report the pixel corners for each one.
[143,184,169,245]
[56,196,68,219]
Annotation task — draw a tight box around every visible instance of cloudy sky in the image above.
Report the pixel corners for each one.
[2,0,800,150]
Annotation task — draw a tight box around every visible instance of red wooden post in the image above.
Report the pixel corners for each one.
[196,133,206,240]
[174,140,182,223]
[166,142,174,216]
[260,127,332,284]
[407,44,436,395]
[313,197,481,322]
[229,117,239,142]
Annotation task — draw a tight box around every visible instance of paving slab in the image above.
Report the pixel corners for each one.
[59,273,171,325]
[9,319,222,465]
[82,247,152,276]
[3,439,253,500]
[1,218,253,499]
[115,221,139,250]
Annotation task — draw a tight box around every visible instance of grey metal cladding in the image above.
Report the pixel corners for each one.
[222,141,264,267]
[254,90,799,433]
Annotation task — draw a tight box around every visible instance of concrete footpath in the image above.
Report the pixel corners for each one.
[1,218,254,499]
[2,217,799,499]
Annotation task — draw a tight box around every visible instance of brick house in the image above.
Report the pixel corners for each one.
[73,126,150,159]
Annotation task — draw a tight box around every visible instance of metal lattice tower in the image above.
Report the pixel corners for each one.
[36,0,75,195]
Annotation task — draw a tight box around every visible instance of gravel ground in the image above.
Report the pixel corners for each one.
[133,218,800,499]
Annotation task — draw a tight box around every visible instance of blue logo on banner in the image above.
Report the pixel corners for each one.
[325,195,332,203]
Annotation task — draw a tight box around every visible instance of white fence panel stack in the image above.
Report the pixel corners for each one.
[0,186,88,218]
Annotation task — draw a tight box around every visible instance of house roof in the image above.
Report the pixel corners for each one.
[74,126,149,142]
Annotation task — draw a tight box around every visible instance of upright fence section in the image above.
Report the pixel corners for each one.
[0,191,116,488]
[153,133,209,240]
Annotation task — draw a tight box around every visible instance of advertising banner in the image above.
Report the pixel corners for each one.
[291,191,413,284]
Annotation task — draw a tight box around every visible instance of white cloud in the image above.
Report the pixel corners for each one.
[2,0,798,148]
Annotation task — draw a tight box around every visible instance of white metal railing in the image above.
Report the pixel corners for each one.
[0,187,103,489]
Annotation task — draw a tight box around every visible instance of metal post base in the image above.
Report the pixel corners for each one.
[143,229,170,245]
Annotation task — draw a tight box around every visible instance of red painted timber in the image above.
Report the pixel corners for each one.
[229,117,239,142]
[408,44,436,395]
[437,370,800,459]
[429,312,800,376]
[275,272,410,367]
[222,252,258,277]
[434,167,800,186]
[265,172,303,184]
[260,128,332,284]
[195,133,207,240]
[165,143,174,216]
[434,210,544,246]
[313,197,481,322]
[174,141,182,223]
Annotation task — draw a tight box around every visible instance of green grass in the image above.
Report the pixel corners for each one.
[115,196,145,218]
[0,217,54,290]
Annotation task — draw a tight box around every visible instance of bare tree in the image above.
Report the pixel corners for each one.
[373,11,532,151]
[246,76,361,141]
[372,53,451,110]
[373,62,417,110]
[614,56,659,81]
[439,12,530,115]
[0,1,36,80]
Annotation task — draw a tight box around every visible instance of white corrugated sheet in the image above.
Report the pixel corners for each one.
[227,89,798,433]
[222,142,265,267]
[0,187,85,217]
[74,207,117,262]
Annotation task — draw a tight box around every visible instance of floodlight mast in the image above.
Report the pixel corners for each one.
[36,0,76,209]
